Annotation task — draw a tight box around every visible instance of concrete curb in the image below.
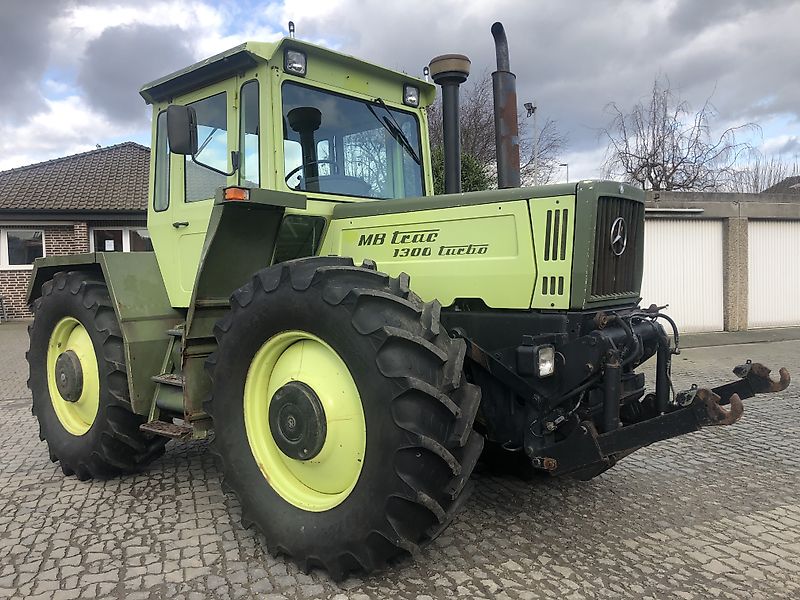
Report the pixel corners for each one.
[681,327,800,349]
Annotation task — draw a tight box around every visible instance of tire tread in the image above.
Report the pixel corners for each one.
[206,257,483,580]
[28,271,166,480]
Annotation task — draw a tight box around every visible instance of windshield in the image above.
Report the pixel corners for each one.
[282,81,424,199]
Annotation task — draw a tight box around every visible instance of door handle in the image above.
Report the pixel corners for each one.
[172,221,189,228]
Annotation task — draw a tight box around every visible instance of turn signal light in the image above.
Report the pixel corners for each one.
[224,187,250,201]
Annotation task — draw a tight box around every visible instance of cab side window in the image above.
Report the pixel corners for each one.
[186,92,228,202]
[239,80,260,187]
[153,111,170,211]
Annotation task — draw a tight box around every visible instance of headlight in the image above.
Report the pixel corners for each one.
[536,345,555,377]
[284,49,307,76]
[403,84,419,107]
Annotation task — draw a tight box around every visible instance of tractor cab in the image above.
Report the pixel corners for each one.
[140,39,435,307]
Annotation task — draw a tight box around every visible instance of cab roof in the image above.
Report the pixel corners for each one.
[139,38,436,106]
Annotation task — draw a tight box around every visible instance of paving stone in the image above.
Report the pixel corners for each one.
[1,321,799,598]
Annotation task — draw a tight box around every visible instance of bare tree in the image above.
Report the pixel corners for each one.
[428,72,567,186]
[728,155,800,193]
[601,75,758,191]
[520,117,566,185]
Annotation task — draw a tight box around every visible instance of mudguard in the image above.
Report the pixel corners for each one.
[27,252,182,415]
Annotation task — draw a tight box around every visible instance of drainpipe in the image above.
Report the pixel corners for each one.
[429,54,471,194]
[491,22,521,188]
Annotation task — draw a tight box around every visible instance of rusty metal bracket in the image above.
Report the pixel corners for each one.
[733,360,791,393]
[695,388,743,426]
[712,360,791,405]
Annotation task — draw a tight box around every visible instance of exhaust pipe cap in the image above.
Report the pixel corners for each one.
[429,54,471,84]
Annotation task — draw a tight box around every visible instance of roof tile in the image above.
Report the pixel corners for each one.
[0,142,149,212]
[761,175,800,195]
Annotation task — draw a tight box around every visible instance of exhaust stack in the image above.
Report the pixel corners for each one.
[491,22,521,188]
[429,54,471,194]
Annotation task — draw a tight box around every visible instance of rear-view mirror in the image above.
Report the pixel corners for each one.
[166,105,198,155]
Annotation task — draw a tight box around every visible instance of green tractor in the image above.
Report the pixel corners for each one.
[26,22,789,579]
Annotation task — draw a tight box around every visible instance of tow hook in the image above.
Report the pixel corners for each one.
[732,360,791,395]
[696,388,743,426]
[677,360,791,427]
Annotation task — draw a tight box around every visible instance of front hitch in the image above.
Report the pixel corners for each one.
[529,360,791,477]
[696,388,743,426]
[676,361,792,427]
[718,361,791,401]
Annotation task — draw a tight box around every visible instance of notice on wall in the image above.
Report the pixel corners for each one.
[105,240,115,251]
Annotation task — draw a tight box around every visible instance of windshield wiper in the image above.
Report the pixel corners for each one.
[367,98,421,165]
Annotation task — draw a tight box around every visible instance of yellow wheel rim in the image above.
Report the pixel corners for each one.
[244,330,366,512]
[46,317,100,436]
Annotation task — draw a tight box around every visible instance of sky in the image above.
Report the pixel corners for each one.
[1,0,799,181]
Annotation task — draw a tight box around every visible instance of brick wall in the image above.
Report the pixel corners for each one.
[0,270,31,320]
[1,223,90,320]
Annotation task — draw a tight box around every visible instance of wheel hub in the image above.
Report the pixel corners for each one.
[269,381,327,460]
[54,350,84,403]
[47,317,100,436]
[244,331,365,511]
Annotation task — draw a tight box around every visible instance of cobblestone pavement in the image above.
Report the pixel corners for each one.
[1,320,799,599]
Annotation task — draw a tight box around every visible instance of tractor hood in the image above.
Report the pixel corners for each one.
[319,181,645,311]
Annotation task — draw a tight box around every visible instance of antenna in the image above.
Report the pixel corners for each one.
[423,66,430,82]
[288,21,295,38]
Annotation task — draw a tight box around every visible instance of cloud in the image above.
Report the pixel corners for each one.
[77,23,195,124]
[0,0,65,121]
[2,0,800,179]
[275,0,800,160]
[779,137,800,155]
[761,134,800,158]
[0,95,137,171]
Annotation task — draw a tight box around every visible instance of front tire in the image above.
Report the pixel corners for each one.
[207,257,483,579]
[27,271,166,480]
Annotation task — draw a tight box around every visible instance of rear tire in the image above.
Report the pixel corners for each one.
[27,271,166,480]
[207,257,483,580]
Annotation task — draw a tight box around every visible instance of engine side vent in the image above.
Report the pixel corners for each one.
[530,196,575,309]
[541,275,565,296]
[543,208,569,261]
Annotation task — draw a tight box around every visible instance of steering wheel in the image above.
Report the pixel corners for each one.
[285,160,337,186]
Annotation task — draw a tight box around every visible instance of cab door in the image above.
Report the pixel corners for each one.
[149,80,236,307]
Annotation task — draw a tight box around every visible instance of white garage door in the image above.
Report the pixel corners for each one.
[640,219,724,333]
[748,220,800,328]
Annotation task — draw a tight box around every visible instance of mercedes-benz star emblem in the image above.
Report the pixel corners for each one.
[610,217,627,256]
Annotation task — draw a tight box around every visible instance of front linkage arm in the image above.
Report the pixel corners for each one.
[675,361,792,426]
[710,360,791,404]
[531,361,791,478]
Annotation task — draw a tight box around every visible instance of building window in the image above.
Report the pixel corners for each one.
[90,227,153,252]
[129,229,153,251]
[0,229,45,269]
[93,229,124,252]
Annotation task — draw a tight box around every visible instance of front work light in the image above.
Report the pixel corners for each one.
[536,345,555,378]
[403,84,420,107]
[284,49,307,76]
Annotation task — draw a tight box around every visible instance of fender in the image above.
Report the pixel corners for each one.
[28,252,181,415]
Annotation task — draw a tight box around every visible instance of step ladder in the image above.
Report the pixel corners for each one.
[139,324,192,440]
